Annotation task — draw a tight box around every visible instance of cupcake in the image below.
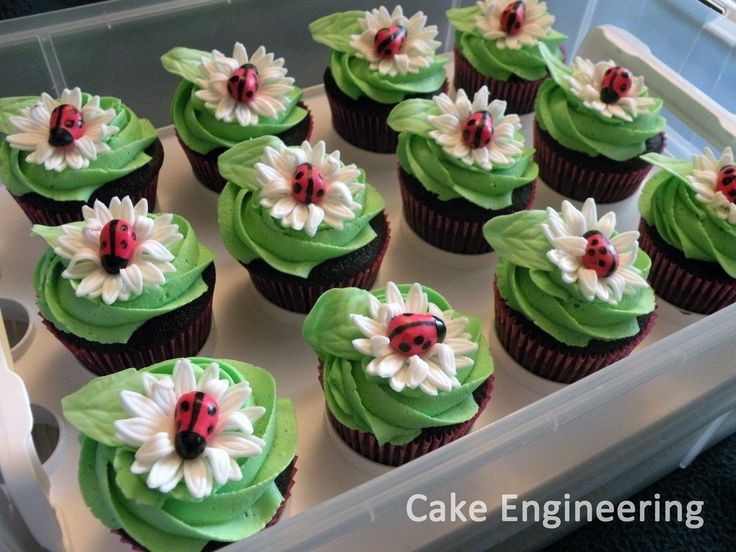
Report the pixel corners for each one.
[61,357,297,552]
[534,43,666,203]
[447,0,566,114]
[161,43,313,192]
[484,198,657,383]
[217,137,390,313]
[639,148,736,313]
[303,282,494,466]
[387,85,538,254]
[0,87,162,225]
[33,196,216,375]
[309,5,448,153]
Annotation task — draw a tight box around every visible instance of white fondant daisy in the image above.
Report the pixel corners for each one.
[687,147,736,225]
[113,359,266,500]
[255,140,364,237]
[350,282,478,396]
[54,196,183,305]
[349,6,441,77]
[428,86,524,170]
[7,87,118,171]
[542,199,648,304]
[566,57,655,122]
[194,43,294,126]
[475,0,555,50]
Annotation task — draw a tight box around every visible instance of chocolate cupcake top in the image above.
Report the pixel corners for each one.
[640,148,736,277]
[447,0,566,81]
[62,357,297,552]
[303,282,493,446]
[388,85,538,209]
[484,198,655,346]
[0,87,157,200]
[161,43,309,155]
[535,43,666,161]
[309,6,447,104]
[33,196,214,343]
[217,137,385,278]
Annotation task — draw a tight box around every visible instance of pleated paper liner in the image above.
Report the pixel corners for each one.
[399,168,537,254]
[533,121,664,203]
[176,105,314,193]
[453,48,544,115]
[494,283,656,384]
[113,457,298,552]
[639,220,736,314]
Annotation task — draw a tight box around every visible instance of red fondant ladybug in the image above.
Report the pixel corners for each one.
[174,391,220,460]
[291,162,327,205]
[599,66,632,104]
[582,230,618,278]
[48,104,84,147]
[374,25,407,59]
[99,219,137,274]
[716,165,736,203]
[461,111,494,149]
[387,313,447,357]
[500,1,527,36]
[227,63,259,103]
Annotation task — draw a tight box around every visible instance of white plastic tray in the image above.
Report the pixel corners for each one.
[1,24,736,552]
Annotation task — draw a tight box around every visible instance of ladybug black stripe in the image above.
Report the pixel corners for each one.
[388,319,447,341]
[187,391,206,433]
[378,28,405,53]
[502,1,525,33]
[471,112,491,149]
[305,165,316,203]
[107,219,120,260]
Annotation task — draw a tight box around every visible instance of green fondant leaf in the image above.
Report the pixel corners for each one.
[640,153,692,182]
[483,210,554,271]
[309,11,364,52]
[218,135,282,190]
[160,47,210,83]
[538,41,571,90]
[387,99,437,136]
[0,96,39,134]
[446,6,480,33]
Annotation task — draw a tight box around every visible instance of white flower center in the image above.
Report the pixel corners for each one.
[227,63,259,104]
[500,1,527,36]
[386,313,447,357]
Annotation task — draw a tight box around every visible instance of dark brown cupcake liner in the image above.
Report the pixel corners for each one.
[113,456,297,551]
[243,217,391,314]
[324,371,494,467]
[177,105,314,193]
[534,120,661,203]
[42,293,214,376]
[399,169,536,254]
[8,172,160,227]
[638,220,736,314]
[453,48,544,115]
[494,283,656,383]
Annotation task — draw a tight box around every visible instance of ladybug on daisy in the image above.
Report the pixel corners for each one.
[687,146,736,224]
[6,87,118,171]
[350,282,478,396]
[542,198,648,304]
[113,358,266,499]
[475,0,556,50]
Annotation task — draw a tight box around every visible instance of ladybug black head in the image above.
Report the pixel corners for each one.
[48,127,74,147]
[175,431,206,460]
[433,315,447,342]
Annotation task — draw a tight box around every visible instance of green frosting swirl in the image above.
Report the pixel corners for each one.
[640,153,736,277]
[388,98,538,209]
[217,135,385,278]
[61,358,297,552]
[162,47,308,155]
[534,44,666,161]
[309,11,447,104]
[0,93,157,201]
[33,214,215,344]
[302,285,494,446]
[484,210,655,347]
[447,5,566,81]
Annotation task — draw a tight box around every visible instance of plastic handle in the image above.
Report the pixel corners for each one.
[578,25,736,149]
[0,310,67,552]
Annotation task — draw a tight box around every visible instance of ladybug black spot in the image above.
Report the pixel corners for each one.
[598,260,606,267]
[724,167,735,174]
[591,239,599,245]
[101,240,107,248]
[599,247,608,254]
[622,71,630,78]
[724,176,735,185]
[317,189,325,197]
[422,341,432,350]
[121,225,128,231]
[207,425,214,434]
[414,335,424,345]
[384,49,392,55]
[229,76,239,82]
[246,91,254,98]
[399,343,411,353]
[467,119,476,126]
[65,120,74,128]
[176,420,182,430]
[463,130,470,140]
[293,183,302,193]
[588,249,595,256]
[180,401,190,412]
[132,232,137,240]
[514,21,521,28]
[620,84,627,91]
[729,190,736,197]
[484,138,491,146]
[121,241,128,249]
[295,171,303,179]
[208,405,216,416]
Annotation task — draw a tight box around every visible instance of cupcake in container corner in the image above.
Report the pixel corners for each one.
[388,85,538,254]
[217,136,390,313]
[303,282,494,466]
[161,43,313,192]
[309,5,448,153]
[639,147,736,313]
[447,0,566,114]
[62,357,297,551]
[33,196,216,374]
[0,87,162,225]
[534,43,666,203]
[484,198,657,383]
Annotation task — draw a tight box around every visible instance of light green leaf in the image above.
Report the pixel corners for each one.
[0,96,39,134]
[483,210,554,271]
[641,153,692,182]
[309,11,364,53]
[217,135,283,190]
[446,6,480,33]
[161,47,210,83]
[539,41,571,90]
[387,99,437,136]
